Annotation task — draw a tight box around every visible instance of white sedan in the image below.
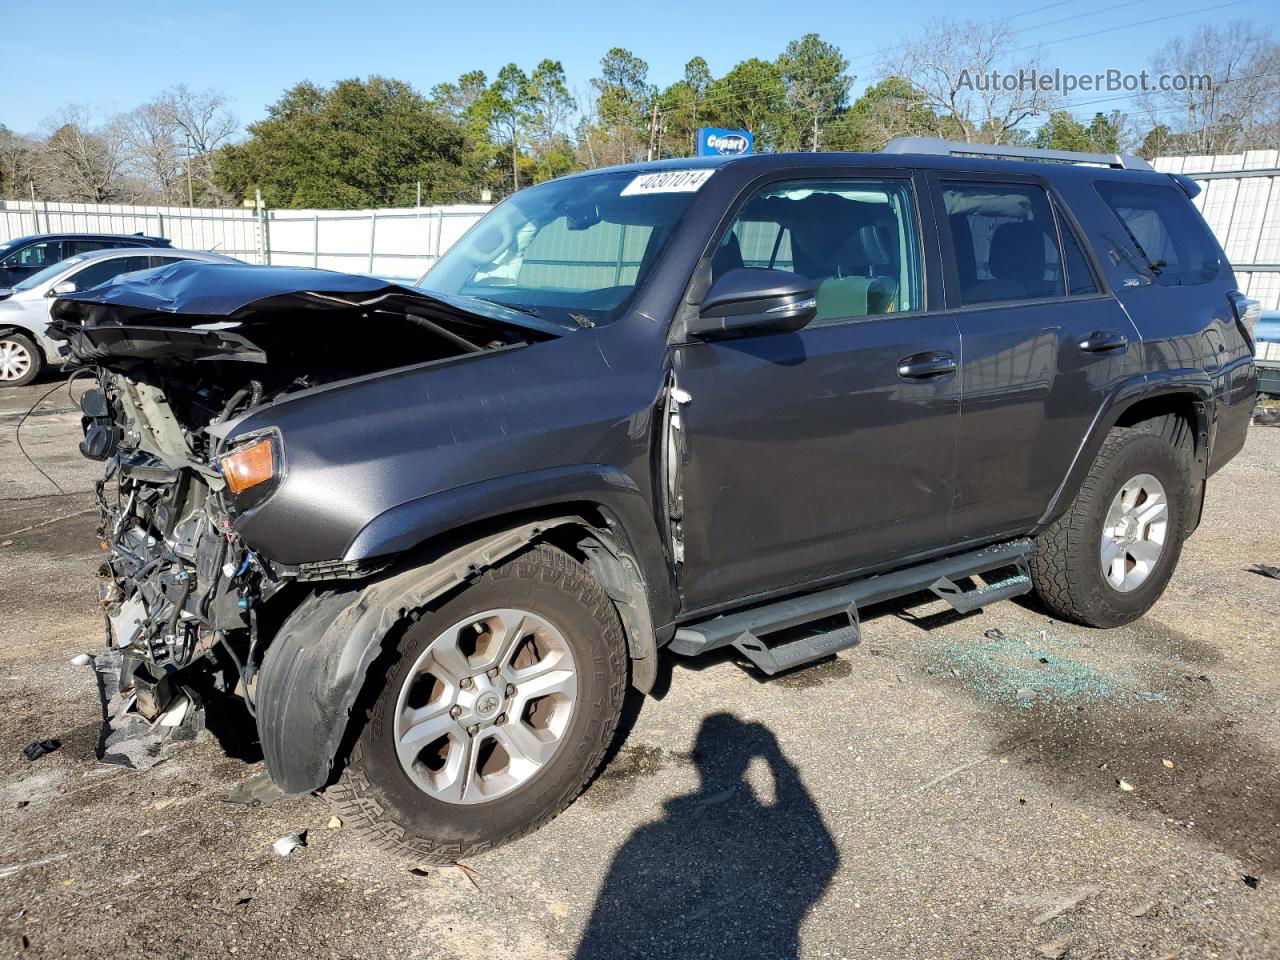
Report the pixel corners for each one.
[0,247,239,386]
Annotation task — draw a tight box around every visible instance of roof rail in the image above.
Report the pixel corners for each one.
[883,136,1153,172]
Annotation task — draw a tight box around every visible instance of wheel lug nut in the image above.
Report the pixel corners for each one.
[505,683,515,696]
[496,713,507,725]
[487,667,499,679]
[449,706,462,718]
[466,724,479,735]
[459,677,473,690]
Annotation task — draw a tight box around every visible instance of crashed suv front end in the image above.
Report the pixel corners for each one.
[51,261,569,721]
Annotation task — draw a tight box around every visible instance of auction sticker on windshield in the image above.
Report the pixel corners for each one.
[620,169,716,196]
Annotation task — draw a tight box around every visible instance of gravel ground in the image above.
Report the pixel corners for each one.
[0,376,1277,960]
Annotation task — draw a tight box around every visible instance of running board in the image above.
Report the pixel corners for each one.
[669,539,1034,675]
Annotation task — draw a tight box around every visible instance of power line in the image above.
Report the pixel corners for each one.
[652,0,1257,124]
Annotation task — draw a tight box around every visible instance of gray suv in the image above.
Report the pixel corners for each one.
[52,138,1258,861]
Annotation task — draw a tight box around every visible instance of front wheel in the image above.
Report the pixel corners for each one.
[1030,426,1191,627]
[0,331,41,387]
[326,544,627,862]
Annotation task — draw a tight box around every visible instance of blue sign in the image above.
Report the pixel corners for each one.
[697,127,754,157]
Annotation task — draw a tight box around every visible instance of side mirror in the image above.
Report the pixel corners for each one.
[686,268,816,339]
[48,280,76,297]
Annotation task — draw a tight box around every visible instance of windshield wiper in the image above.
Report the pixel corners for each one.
[471,296,543,318]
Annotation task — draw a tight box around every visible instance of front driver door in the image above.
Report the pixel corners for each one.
[671,172,961,614]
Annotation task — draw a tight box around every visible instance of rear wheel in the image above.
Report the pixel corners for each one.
[0,332,40,387]
[1030,427,1191,627]
[326,544,627,862]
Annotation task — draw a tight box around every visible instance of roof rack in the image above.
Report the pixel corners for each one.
[883,136,1152,172]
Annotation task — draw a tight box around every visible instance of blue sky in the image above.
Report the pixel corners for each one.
[4,0,1275,134]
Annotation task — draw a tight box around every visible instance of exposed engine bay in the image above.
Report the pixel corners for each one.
[50,262,563,716]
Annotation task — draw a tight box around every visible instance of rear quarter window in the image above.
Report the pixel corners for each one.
[1094,181,1220,286]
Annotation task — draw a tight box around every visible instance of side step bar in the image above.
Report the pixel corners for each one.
[670,539,1034,675]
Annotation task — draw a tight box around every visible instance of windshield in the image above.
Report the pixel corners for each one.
[418,169,710,326]
[13,256,86,292]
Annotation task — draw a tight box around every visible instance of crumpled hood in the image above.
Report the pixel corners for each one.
[47,260,567,363]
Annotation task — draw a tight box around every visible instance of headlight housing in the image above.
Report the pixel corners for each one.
[215,432,282,511]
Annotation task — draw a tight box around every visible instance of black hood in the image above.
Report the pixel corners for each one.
[47,261,567,365]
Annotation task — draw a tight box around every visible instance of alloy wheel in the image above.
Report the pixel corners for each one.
[1100,472,1169,592]
[393,608,578,804]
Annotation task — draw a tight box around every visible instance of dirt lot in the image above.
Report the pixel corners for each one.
[0,376,1277,960]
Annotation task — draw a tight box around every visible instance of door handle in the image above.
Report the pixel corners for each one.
[1078,330,1128,353]
[897,352,957,380]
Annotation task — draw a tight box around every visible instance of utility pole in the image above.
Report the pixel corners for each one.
[186,133,195,207]
[647,101,659,162]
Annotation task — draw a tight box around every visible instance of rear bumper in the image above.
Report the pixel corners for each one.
[1209,358,1258,475]
[1257,357,1280,395]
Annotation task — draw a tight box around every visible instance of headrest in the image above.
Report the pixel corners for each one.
[860,224,891,264]
[989,222,1047,280]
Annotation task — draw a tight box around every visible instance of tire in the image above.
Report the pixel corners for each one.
[326,544,627,862]
[1030,426,1191,628]
[0,331,41,387]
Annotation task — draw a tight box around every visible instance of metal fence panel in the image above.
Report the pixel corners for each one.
[0,199,490,282]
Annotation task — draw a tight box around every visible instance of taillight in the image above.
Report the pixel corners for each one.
[1228,291,1261,354]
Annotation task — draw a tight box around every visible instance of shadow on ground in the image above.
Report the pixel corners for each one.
[575,712,838,960]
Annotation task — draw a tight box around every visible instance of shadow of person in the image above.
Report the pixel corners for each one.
[575,712,839,960]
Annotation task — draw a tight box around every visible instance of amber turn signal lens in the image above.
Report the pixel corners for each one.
[221,437,275,494]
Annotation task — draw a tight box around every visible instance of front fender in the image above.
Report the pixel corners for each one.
[258,519,576,794]
[343,463,677,629]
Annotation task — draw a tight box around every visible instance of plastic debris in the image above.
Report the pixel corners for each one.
[1248,563,1280,580]
[326,815,343,830]
[1130,900,1158,917]
[409,867,431,878]
[272,832,307,857]
[1243,874,1260,889]
[983,628,1006,641]
[156,695,191,728]
[1036,942,1069,960]
[1162,758,1175,768]
[69,654,92,667]
[1118,778,1135,792]
[224,772,285,808]
[21,740,60,762]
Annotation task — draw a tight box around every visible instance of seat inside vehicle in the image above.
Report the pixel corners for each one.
[723,185,912,322]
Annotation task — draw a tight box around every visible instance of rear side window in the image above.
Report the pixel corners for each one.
[1095,181,1219,286]
[65,240,112,256]
[1056,209,1099,296]
[942,182,1065,306]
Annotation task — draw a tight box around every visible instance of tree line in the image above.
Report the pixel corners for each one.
[2,19,1277,209]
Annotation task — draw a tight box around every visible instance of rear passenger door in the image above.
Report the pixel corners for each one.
[933,174,1141,542]
[672,172,962,612]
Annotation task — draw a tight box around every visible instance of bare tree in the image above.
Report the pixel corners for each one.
[36,106,134,202]
[120,102,185,202]
[0,126,39,199]
[1140,21,1280,154]
[156,85,238,203]
[882,18,1058,144]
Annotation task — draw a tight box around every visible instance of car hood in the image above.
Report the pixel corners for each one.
[46,261,569,364]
